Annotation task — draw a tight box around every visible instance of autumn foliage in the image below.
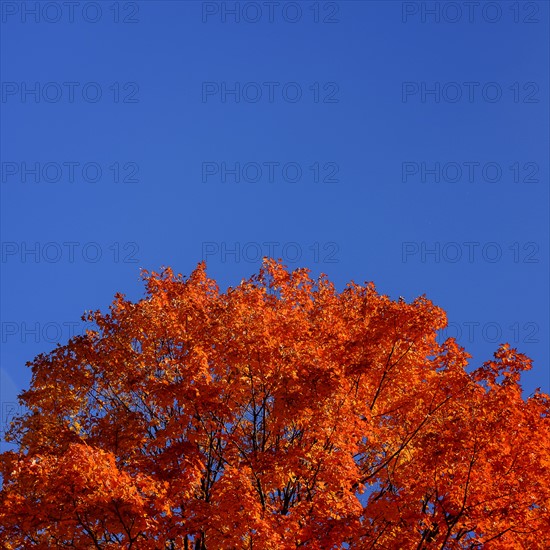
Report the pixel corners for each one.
[1,259,549,549]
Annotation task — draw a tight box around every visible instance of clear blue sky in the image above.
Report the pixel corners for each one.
[1,0,548,449]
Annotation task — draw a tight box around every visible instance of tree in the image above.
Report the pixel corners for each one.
[1,258,549,549]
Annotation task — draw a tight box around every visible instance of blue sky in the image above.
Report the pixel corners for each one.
[1,0,548,449]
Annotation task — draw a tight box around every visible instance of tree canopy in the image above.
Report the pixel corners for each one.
[1,259,549,549]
